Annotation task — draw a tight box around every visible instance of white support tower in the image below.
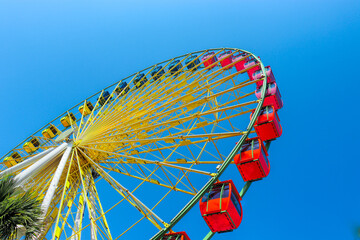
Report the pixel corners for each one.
[0,148,54,178]
[41,142,73,218]
[14,142,68,186]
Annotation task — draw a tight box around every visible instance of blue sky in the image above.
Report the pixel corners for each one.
[1,0,360,239]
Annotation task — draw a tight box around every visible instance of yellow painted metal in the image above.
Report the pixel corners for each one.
[74,149,98,240]
[55,226,61,239]
[23,137,40,153]
[88,171,113,240]
[176,158,187,163]
[69,192,86,240]
[61,113,76,128]
[42,125,61,139]
[79,101,94,116]
[3,151,21,168]
[52,150,74,240]
[78,148,168,230]
[79,74,256,145]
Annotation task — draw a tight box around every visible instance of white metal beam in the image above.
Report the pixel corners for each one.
[14,142,67,186]
[41,142,73,218]
[0,148,54,178]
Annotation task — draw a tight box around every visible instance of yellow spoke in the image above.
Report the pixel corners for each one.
[79,146,211,175]
[77,148,168,230]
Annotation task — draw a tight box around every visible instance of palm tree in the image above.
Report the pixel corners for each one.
[0,175,42,240]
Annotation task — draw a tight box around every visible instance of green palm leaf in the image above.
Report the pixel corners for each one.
[0,175,42,240]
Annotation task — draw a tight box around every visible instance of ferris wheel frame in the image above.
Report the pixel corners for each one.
[0,47,270,240]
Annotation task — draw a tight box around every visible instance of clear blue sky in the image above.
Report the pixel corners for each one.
[1,0,360,239]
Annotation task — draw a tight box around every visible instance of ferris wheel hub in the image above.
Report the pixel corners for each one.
[55,128,74,143]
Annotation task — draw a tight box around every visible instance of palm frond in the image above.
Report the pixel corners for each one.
[0,175,43,240]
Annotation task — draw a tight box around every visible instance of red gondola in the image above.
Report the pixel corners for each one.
[201,52,218,69]
[161,232,190,240]
[250,106,282,141]
[234,138,270,182]
[252,66,276,87]
[255,82,283,110]
[218,51,233,69]
[199,180,242,233]
[243,59,261,80]
[233,53,248,72]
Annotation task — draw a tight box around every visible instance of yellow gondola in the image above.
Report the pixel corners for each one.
[98,91,112,106]
[23,137,40,154]
[115,82,130,96]
[3,152,21,168]
[79,101,94,116]
[42,125,61,139]
[60,113,76,128]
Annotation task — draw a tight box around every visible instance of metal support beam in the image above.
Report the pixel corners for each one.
[78,148,166,229]
[89,188,98,240]
[203,231,215,240]
[14,142,67,186]
[71,193,86,240]
[0,148,54,178]
[41,142,73,218]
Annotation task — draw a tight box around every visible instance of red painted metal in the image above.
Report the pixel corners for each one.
[233,53,248,72]
[244,59,261,80]
[255,83,283,110]
[218,51,233,69]
[201,52,218,69]
[252,66,276,87]
[199,180,242,233]
[250,106,282,141]
[234,137,270,182]
[161,232,191,240]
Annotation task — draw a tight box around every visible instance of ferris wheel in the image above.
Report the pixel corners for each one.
[0,48,283,240]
